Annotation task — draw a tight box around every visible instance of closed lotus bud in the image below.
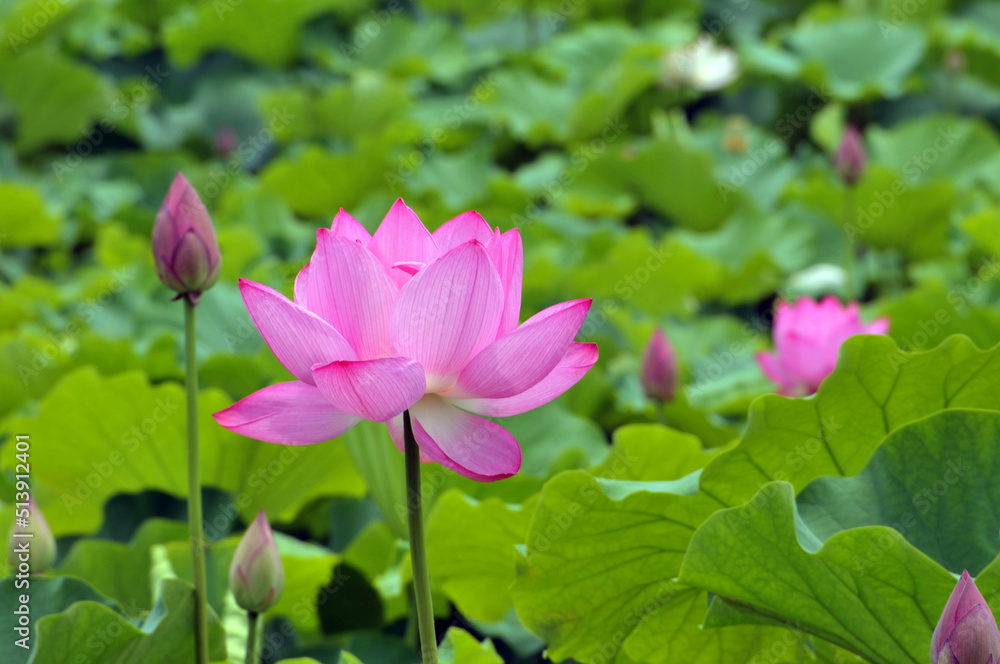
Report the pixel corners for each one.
[640,328,678,402]
[214,127,238,157]
[152,173,221,305]
[834,125,867,186]
[8,497,57,574]
[229,511,284,613]
[931,570,1000,664]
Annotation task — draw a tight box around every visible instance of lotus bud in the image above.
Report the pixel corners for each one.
[214,127,238,157]
[640,328,678,402]
[8,497,57,574]
[152,173,221,306]
[931,570,1000,664]
[229,511,284,614]
[834,125,867,186]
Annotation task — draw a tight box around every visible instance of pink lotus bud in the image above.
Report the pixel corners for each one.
[834,125,867,185]
[152,173,221,305]
[214,127,238,157]
[640,328,678,402]
[229,511,284,613]
[8,497,57,574]
[756,296,888,396]
[931,570,1000,664]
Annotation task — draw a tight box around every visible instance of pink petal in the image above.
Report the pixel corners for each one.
[294,262,310,308]
[448,342,598,417]
[311,357,426,422]
[449,298,592,399]
[432,210,494,250]
[948,605,1000,664]
[330,208,371,246]
[213,381,359,445]
[387,395,521,481]
[306,230,397,360]
[240,278,357,384]
[392,261,425,276]
[865,316,890,335]
[368,199,440,288]
[390,241,503,391]
[755,351,790,388]
[495,229,523,337]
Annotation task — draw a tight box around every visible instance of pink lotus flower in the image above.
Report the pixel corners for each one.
[640,328,677,402]
[755,296,888,396]
[152,173,221,305]
[931,570,1000,664]
[213,200,597,481]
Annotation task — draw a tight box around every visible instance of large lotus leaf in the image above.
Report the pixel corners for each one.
[0,367,365,535]
[439,627,503,664]
[163,0,366,67]
[425,490,538,622]
[511,470,803,664]
[0,576,118,664]
[785,18,925,100]
[0,49,113,154]
[628,137,743,231]
[0,181,61,247]
[55,518,190,611]
[680,482,955,664]
[868,115,1000,189]
[513,335,1000,663]
[875,282,1000,355]
[798,409,1000,576]
[29,578,226,664]
[699,334,1000,508]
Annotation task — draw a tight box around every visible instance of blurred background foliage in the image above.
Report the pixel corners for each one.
[3,0,1000,662]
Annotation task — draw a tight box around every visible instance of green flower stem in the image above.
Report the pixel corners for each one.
[245,611,260,664]
[404,410,438,664]
[844,186,857,299]
[184,298,210,664]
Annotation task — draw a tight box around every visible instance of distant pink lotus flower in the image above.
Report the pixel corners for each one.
[931,570,1000,664]
[640,328,677,402]
[213,200,597,481]
[755,296,888,396]
[834,125,867,185]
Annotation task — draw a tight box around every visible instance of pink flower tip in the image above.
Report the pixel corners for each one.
[932,570,1000,664]
[152,172,221,303]
[756,296,888,396]
[834,125,867,185]
[640,327,678,402]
